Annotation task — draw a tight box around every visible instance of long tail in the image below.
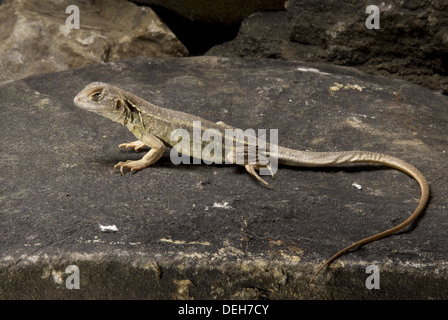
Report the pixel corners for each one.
[277,149,430,283]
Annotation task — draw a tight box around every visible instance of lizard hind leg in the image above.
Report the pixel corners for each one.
[244,162,274,188]
[226,147,275,187]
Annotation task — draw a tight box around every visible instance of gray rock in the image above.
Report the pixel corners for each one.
[206,0,448,94]
[0,56,447,299]
[206,10,297,59]
[0,0,188,84]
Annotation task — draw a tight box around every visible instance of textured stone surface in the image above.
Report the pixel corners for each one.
[0,57,447,299]
[207,0,448,94]
[206,10,294,60]
[0,0,187,84]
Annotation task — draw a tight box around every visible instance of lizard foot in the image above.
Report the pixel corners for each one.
[245,162,275,188]
[112,159,148,175]
[118,140,146,152]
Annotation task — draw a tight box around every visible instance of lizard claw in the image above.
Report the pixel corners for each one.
[112,160,147,175]
[118,140,146,152]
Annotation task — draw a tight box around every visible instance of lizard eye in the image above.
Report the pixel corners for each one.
[91,90,104,101]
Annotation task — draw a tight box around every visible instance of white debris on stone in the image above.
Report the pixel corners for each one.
[212,201,232,209]
[99,224,118,232]
[352,182,362,190]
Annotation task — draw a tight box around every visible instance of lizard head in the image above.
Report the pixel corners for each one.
[74,82,129,122]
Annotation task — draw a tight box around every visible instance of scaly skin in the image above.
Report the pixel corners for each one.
[74,82,430,283]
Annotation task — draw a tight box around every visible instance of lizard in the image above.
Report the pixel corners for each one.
[74,82,430,283]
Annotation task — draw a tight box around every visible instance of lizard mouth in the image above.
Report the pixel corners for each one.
[73,95,101,113]
[74,95,91,110]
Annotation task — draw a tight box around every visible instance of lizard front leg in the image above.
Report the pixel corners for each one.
[118,140,147,151]
[113,132,166,175]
